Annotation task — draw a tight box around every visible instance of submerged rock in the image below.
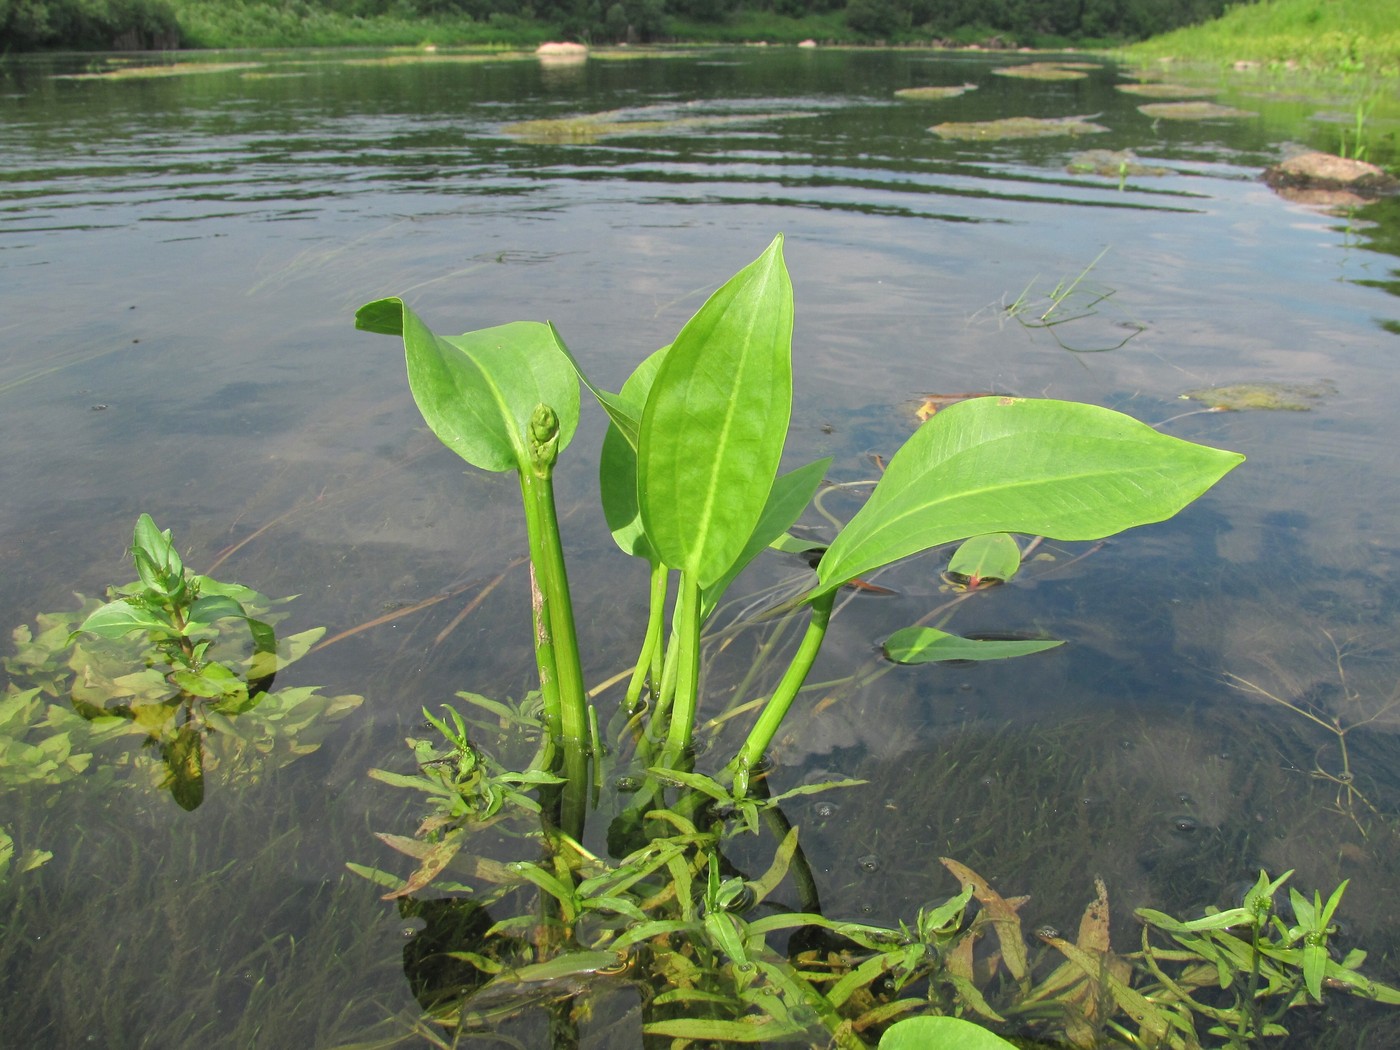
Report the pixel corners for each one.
[1263,151,1399,200]
[930,115,1109,141]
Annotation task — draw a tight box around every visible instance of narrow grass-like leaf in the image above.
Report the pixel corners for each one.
[816,397,1243,598]
[638,236,794,587]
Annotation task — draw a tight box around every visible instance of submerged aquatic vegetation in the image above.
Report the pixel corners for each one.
[1116,81,1216,98]
[52,62,262,80]
[929,115,1110,141]
[1139,101,1257,120]
[501,107,814,144]
[991,61,1100,81]
[1180,380,1335,410]
[1,514,361,814]
[1067,148,1174,177]
[893,84,975,101]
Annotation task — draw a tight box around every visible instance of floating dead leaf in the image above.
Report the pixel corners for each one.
[930,115,1109,141]
[894,84,975,101]
[1138,101,1255,120]
[1066,149,1172,177]
[992,61,1098,81]
[1115,82,1213,98]
[1181,379,1335,411]
[911,392,998,422]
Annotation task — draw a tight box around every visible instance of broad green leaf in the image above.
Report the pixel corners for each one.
[701,457,831,619]
[185,595,249,629]
[947,533,1021,584]
[550,322,650,450]
[879,1016,1019,1050]
[355,299,579,474]
[600,345,669,559]
[79,600,177,640]
[815,397,1244,598]
[132,513,183,591]
[883,626,1062,664]
[638,235,794,587]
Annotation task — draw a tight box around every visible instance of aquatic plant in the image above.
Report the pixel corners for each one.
[1,513,361,812]
[1138,101,1257,121]
[929,115,1111,141]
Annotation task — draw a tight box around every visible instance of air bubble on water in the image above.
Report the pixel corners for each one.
[1171,815,1199,834]
[613,775,643,793]
[857,853,881,874]
[812,800,839,819]
[1176,792,1194,806]
[1035,925,1060,940]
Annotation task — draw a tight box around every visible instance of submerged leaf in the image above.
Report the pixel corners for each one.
[880,1016,1019,1049]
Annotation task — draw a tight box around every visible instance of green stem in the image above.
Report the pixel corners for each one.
[728,588,836,796]
[521,404,590,753]
[660,572,703,768]
[625,563,669,711]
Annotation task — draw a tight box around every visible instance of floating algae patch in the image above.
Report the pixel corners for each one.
[502,107,813,144]
[1138,101,1255,120]
[930,115,1109,141]
[1116,82,1214,99]
[1066,149,1173,177]
[992,61,1099,81]
[342,51,528,66]
[54,62,262,81]
[894,84,975,101]
[1181,380,1335,411]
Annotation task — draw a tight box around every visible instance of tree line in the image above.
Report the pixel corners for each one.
[2,0,1251,53]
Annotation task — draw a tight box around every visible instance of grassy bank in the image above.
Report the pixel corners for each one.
[164,1,552,49]
[1119,0,1400,74]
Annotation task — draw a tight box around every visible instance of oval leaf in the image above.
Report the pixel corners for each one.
[356,299,579,474]
[80,600,177,640]
[947,533,1021,584]
[883,626,1062,664]
[816,397,1243,598]
[638,235,794,587]
[879,1016,1019,1050]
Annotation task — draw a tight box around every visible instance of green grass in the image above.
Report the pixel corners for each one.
[1120,0,1400,74]
[165,1,554,49]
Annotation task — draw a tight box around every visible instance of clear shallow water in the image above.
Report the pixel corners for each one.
[3,46,1400,1047]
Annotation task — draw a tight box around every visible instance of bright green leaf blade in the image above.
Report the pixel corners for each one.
[638,235,794,587]
[879,1016,1019,1050]
[79,600,177,640]
[355,299,579,474]
[600,346,669,560]
[815,397,1243,598]
[186,595,249,628]
[701,457,831,619]
[882,626,1062,664]
[948,533,1021,583]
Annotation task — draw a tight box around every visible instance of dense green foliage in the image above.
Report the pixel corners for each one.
[7,0,1247,52]
[1122,0,1400,72]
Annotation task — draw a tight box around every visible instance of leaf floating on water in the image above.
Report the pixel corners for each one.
[894,84,976,101]
[1181,380,1335,411]
[930,116,1109,141]
[1138,101,1255,120]
[992,62,1099,81]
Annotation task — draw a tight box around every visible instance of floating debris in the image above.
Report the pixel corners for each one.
[910,392,999,422]
[1115,82,1214,98]
[894,84,975,101]
[53,62,261,80]
[992,61,1099,81]
[1180,380,1335,411]
[1138,101,1255,120]
[930,115,1109,141]
[1066,149,1172,177]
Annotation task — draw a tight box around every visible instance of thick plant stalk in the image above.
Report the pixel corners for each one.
[728,588,836,796]
[521,404,590,753]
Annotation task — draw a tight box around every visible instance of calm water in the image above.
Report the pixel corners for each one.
[4,46,1400,1047]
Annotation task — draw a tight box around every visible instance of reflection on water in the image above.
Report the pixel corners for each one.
[3,45,1400,1047]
